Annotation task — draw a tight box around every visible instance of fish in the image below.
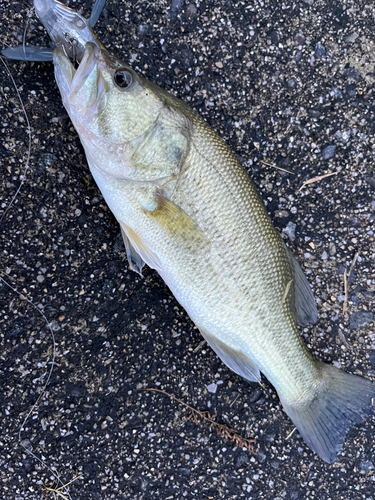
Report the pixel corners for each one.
[3,0,374,463]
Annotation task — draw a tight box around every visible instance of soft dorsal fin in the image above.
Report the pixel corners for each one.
[198,326,261,383]
[285,247,318,327]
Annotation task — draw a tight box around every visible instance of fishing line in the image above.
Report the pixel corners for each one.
[1,11,73,494]
[0,55,32,223]
[0,276,74,498]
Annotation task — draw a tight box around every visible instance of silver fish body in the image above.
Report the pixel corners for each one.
[15,0,375,463]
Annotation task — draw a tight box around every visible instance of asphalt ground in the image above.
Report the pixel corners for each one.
[1,0,375,499]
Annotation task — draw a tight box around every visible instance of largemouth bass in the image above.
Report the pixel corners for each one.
[4,0,374,463]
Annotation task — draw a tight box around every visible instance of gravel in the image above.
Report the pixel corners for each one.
[350,311,374,330]
[1,0,375,499]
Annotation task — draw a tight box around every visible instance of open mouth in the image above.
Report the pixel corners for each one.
[54,42,108,114]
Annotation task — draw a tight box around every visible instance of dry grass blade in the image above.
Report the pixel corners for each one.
[342,269,348,316]
[285,427,297,440]
[146,388,254,452]
[348,250,360,278]
[40,475,82,500]
[342,250,360,316]
[297,171,338,192]
[261,160,294,175]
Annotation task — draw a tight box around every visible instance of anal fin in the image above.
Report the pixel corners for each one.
[198,326,261,383]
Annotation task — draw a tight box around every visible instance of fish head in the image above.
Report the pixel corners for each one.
[54,42,182,180]
[34,0,104,62]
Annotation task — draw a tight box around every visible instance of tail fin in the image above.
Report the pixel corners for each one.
[280,363,375,463]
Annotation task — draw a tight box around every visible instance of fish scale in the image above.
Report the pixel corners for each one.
[3,0,374,463]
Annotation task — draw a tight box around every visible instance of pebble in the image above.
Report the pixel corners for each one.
[322,145,336,160]
[331,87,343,99]
[235,452,250,468]
[329,242,336,255]
[344,67,360,81]
[308,109,321,118]
[315,42,325,57]
[350,295,361,306]
[257,451,267,463]
[294,33,306,46]
[345,33,358,43]
[170,0,183,16]
[206,383,217,394]
[360,461,374,474]
[37,152,58,170]
[368,350,375,368]
[283,221,296,241]
[249,388,263,403]
[349,311,373,330]
[335,265,355,281]
[138,24,150,36]
[334,130,350,143]
[0,142,12,158]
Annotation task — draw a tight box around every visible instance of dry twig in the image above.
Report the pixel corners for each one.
[194,339,206,353]
[146,388,254,452]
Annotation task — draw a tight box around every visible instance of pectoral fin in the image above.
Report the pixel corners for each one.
[119,222,162,273]
[143,192,208,250]
[285,247,318,327]
[198,326,261,383]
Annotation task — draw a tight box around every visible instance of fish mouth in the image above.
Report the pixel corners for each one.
[54,42,108,114]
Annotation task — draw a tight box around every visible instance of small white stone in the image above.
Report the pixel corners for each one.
[207,383,217,394]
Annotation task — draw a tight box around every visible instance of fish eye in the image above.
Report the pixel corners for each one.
[113,69,132,89]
